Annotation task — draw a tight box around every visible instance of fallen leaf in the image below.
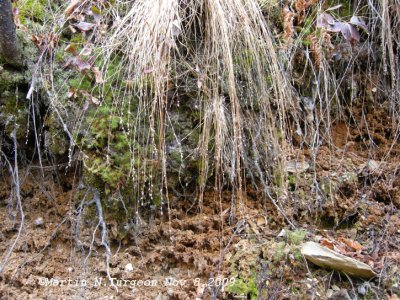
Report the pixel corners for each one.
[317,13,336,28]
[333,243,349,255]
[256,217,266,226]
[338,237,363,252]
[92,67,104,83]
[67,88,76,98]
[350,16,369,33]
[320,238,334,250]
[317,13,361,45]
[91,96,100,105]
[65,44,78,55]
[339,23,360,44]
[74,21,96,32]
[65,0,81,16]
[64,57,91,72]
[80,46,92,56]
[248,219,260,235]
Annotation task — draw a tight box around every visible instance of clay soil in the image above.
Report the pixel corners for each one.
[0,106,399,300]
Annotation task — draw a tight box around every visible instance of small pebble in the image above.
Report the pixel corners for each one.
[34,217,44,226]
[125,263,134,272]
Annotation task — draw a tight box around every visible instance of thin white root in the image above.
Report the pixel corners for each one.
[88,189,118,293]
[0,128,25,274]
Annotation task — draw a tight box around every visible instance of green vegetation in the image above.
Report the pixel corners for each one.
[226,275,258,300]
[0,91,28,139]
[288,229,307,246]
[18,0,47,24]
[0,0,400,298]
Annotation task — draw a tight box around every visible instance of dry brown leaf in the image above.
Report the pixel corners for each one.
[308,32,321,68]
[64,57,91,72]
[256,217,266,226]
[92,67,104,84]
[338,237,363,252]
[320,238,334,250]
[64,44,78,55]
[67,88,76,98]
[65,0,81,16]
[31,33,59,53]
[282,6,295,47]
[248,219,260,235]
[295,0,316,23]
[333,243,349,255]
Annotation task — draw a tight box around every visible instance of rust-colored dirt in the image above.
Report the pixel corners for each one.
[0,105,399,299]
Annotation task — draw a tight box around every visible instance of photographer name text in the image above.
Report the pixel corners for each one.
[38,276,235,289]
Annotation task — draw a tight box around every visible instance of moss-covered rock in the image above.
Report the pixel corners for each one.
[0,91,29,140]
[44,112,69,156]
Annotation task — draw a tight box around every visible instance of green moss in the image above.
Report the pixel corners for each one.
[273,241,288,262]
[288,229,307,245]
[292,247,303,261]
[55,49,68,63]
[226,275,258,300]
[325,0,352,19]
[227,240,261,299]
[0,91,29,140]
[288,174,296,190]
[44,113,68,155]
[272,166,284,188]
[69,75,92,91]
[18,0,47,24]
[0,67,25,90]
[70,34,86,45]
[18,30,38,63]
[168,149,182,164]
[257,0,280,24]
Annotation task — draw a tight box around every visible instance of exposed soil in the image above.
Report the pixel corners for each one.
[0,106,399,299]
